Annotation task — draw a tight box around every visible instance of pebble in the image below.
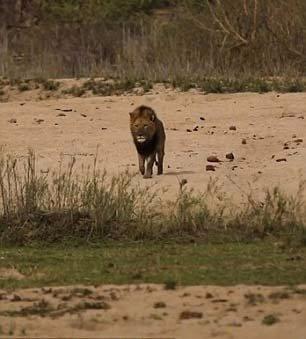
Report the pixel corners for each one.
[206,165,216,171]
[207,155,220,163]
[226,153,235,160]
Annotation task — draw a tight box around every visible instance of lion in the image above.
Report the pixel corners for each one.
[129,105,166,179]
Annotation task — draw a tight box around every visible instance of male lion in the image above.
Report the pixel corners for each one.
[129,105,166,179]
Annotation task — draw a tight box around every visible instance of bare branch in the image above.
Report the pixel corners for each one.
[251,0,258,41]
[213,0,249,44]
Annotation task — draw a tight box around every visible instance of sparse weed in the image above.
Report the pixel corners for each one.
[0,150,306,245]
[17,82,31,92]
[262,314,280,325]
[42,79,60,91]
[82,78,136,96]
[62,85,86,97]
[164,279,177,290]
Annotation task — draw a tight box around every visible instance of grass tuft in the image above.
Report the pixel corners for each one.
[0,150,306,245]
[262,314,280,325]
[164,279,177,290]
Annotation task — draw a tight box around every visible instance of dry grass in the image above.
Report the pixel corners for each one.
[0,151,306,246]
[0,1,305,80]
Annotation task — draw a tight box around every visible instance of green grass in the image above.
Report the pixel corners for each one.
[0,241,306,289]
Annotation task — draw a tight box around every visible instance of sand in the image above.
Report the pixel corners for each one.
[0,283,305,338]
[1,84,306,338]
[1,85,306,204]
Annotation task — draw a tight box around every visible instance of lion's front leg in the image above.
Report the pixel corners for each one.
[143,153,155,179]
[138,153,145,175]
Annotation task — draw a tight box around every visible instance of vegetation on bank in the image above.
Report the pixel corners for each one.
[0,0,305,79]
[0,151,305,246]
[0,76,306,102]
[1,242,306,289]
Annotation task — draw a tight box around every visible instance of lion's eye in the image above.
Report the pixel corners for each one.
[134,124,139,128]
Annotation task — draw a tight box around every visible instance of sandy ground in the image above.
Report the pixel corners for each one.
[0,283,306,339]
[1,85,306,338]
[1,85,306,204]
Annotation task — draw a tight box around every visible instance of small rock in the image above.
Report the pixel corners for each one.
[57,113,66,117]
[8,118,17,123]
[294,138,303,143]
[80,114,87,117]
[276,158,287,162]
[292,134,297,138]
[34,118,44,124]
[154,302,166,308]
[42,287,52,294]
[226,153,235,160]
[186,129,192,132]
[242,139,247,145]
[56,108,72,112]
[193,125,199,131]
[200,117,205,121]
[110,292,119,300]
[206,165,216,171]
[229,125,237,131]
[232,165,238,171]
[179,310,203,320]
[101,127,107,130]
[280,112,295,118]
[7,294,22,302]
[207,155,220,163]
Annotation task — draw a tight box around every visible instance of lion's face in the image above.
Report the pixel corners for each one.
[130,107,157,143]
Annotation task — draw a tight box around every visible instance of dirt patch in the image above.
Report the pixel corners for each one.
[0,284,305,338]
[1,86,306,204]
